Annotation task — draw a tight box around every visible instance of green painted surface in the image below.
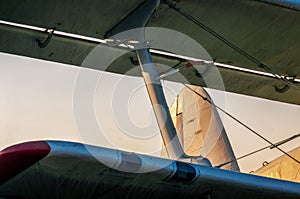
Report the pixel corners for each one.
[0,0,299,104]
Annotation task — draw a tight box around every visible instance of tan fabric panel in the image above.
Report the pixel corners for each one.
[162,85,239,171]
[254,146,300,183]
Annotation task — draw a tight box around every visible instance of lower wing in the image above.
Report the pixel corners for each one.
[0,140,299,199]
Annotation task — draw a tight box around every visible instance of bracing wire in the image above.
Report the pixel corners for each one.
[162,0,300,165]
[216,133,300,168]
[183,84,300,165]
[163,0,300,93]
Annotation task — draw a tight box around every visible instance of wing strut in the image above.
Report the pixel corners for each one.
[104,0,211,165]
[136,48,184,159]
[104,0,184,159]
[136,31,211,166]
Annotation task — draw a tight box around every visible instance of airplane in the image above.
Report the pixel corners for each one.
[0,0,300,198]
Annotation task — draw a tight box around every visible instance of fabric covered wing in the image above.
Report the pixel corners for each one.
[0,0,300,105]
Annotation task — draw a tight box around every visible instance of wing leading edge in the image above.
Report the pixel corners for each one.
[0,141,299,198]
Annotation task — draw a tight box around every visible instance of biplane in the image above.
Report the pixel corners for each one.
[0,0,300,198]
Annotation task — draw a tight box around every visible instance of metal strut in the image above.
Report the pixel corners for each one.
[136,48,184,159]
[136,39,211,166]
[104,0,211,165]
[103,0,184,160]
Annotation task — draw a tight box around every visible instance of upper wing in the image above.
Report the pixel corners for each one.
[0,0,300,105]
[0,140,299,199]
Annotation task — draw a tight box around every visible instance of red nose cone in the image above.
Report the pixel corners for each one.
[0,141,50,185]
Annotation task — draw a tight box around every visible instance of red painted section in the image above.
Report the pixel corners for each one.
[0,141,50,185]
[185,61,205,68]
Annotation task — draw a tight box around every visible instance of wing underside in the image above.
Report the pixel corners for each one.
[0,0,299,105]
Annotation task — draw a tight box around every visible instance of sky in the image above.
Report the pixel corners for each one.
[0,52,299,173]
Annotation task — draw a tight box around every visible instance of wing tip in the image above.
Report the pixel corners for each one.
[0,141,50,185]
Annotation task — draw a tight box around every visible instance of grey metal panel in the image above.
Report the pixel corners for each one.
[0,141,300,198]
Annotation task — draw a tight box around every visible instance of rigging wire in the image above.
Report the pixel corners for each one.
[216,133,300,168]
[217,145,270,169]
[163,0,300,93]
[183,84,300,165]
